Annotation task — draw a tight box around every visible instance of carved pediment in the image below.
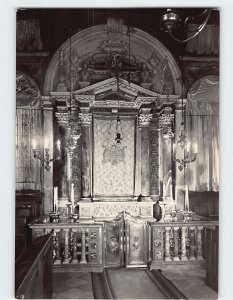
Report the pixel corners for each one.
[75,77,157,98]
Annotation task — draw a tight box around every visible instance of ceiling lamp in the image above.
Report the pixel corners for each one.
[161,8,213,43]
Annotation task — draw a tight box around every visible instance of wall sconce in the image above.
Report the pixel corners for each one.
[172,130,198,171]
[32,139,61,171]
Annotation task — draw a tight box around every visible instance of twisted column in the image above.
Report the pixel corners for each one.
[189,226,196,260]
[196,226,204,260]
[164,227,172,261]
[53,229,61,265]
[173,227,180,261]
[62,229,70,264]
[71,229,79,264]
[181,226,188,261]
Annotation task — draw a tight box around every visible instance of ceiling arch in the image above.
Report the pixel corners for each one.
[44,23,182,96]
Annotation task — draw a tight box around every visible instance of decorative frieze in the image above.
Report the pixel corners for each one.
[78,202,153,219]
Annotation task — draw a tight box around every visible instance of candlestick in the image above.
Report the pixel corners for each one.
[54,187,58,212]
[173,143,176,153]
[185,185,189,211]
[57,139,61,151]
[71,183,75,206]
[170,184,173,200]
[163,183,166,199]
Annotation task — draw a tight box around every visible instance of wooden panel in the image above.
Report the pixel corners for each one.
[104,220,124,267]
[205,226,218,292]
[125,219,148,267]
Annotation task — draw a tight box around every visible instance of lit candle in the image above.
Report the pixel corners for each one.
[57,139,61,151]
[54,187,58,211]
[186,142,190,152]
[173,143,176,153]
[163,183,166,199]
[170,185,173,200]
[194,143,198,153]
[44,137,49,149]
[32,139,36,149]
[185,185,189,211]
[71,183,75,206]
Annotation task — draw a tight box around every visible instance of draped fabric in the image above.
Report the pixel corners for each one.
[16,72,43,190]
[186,24,219,55]
[185,76,219,191]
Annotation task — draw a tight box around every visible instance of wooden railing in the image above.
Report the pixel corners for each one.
[29,218,218,271]
[29,222,104,272]
[150,220,219,270]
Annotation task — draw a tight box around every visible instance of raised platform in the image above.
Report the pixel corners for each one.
[78,201,154,219]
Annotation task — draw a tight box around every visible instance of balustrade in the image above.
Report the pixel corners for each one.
[29,218,218,271]
[29,222,104,269]
[151,220,218,268]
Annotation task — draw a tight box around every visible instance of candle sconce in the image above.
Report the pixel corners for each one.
[172,130,198,171]
[32,141,61,171]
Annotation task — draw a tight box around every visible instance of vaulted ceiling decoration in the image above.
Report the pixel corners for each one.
[44,19,182,96]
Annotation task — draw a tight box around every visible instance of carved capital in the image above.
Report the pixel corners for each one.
[138,113,153,127]
[79,113,92,126]
[55,111,69,125]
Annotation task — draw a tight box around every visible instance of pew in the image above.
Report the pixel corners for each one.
[15,233,53,299]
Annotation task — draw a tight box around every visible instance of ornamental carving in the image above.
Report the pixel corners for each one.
[55,111,69,125]
[150,130,159,195]
[132,237,141,251]
[138,113,153,127]
[79,113,92,125]
[159,109,174,140]
[153,228,164,261]
[108,237,119,254]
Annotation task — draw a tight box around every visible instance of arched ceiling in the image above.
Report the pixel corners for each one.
[44,21,182,96]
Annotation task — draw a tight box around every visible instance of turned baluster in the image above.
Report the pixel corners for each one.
[173,227,180,261]
[53,229,61,265]
[196,226,204,260]
[45,228,52,235]
[181,226,188,261]
[189,226,196,260]
[80,229,87,264]
[164,227,172,261]
[62,228,70,264]
[71,229,79,264]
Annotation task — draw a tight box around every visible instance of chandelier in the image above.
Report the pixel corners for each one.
[161,8,214,43]
[172,57,198,171]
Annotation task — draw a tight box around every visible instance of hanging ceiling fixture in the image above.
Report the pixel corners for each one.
[172,56,198,171]
[114,55,123,144]
[161,8,214,43]
[67,31,81,157]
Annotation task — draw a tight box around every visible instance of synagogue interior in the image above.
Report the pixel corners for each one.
[15,8,219,299]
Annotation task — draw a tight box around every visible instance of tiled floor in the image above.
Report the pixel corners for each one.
[52,268,218,299]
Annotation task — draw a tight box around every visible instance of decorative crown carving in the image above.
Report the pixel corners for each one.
[138,113,153,127]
